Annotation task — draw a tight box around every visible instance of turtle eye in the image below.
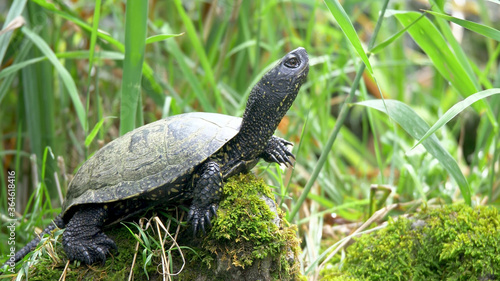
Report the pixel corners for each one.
[284,57,300,68]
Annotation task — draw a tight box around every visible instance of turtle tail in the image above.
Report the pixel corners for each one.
[2,214,65,270]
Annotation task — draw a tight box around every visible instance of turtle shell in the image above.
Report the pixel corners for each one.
[62,112,242,215]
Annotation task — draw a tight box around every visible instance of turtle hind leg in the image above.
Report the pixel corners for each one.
[187,161,222,235]
[62,206,117,265]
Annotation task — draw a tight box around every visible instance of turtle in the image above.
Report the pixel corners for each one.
[5,47,309,266]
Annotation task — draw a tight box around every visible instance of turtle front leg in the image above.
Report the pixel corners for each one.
[187,161,223,235]
[260,136,295,167]
[62,206,117,264]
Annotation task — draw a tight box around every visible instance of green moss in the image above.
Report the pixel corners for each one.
[10,174,303,280]
[322,204,500,281]
[204,173,303,280]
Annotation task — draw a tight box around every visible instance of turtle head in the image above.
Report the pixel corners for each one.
[263,47,309,90]
[242,48,309,128]
[256,47,309,111]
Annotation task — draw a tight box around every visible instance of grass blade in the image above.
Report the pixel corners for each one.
[357,99,471,206]
[172,0,225,112]
[0,29,33,104]
[32,0,123,51]
[426,10,500,41]
[146,33,184,45]
[0,0,27,65]
[412,89,500,149]
[392,10,497,127]
[323,0,373,74]
[32,0,164,106]
[119,0,148,135]
[370,13,425,54]
[22,26,86,129]
[391,11,477,96]
[164,39,215,112]
[0,51,123,79]
[85,117,116,147]
[87,0,101,77]
[430,5,481,92]
[85,0,102,139]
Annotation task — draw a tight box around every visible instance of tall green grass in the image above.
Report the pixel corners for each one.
[1,0,499,279]
[119,0,147,135]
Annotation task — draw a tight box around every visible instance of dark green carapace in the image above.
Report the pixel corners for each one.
[5,47,309,266]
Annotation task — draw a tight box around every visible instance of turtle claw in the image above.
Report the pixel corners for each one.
[205,214,212,228]
[188,203,218,236]
[270,154,280,164]
[262,136,295,167]
[205,204,218,228]
[210,204,218,217]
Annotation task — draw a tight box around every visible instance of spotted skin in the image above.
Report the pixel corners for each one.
[6,47,309,266]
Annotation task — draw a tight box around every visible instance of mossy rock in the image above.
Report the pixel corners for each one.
[8,174,303,281]
[322,204,500,281]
